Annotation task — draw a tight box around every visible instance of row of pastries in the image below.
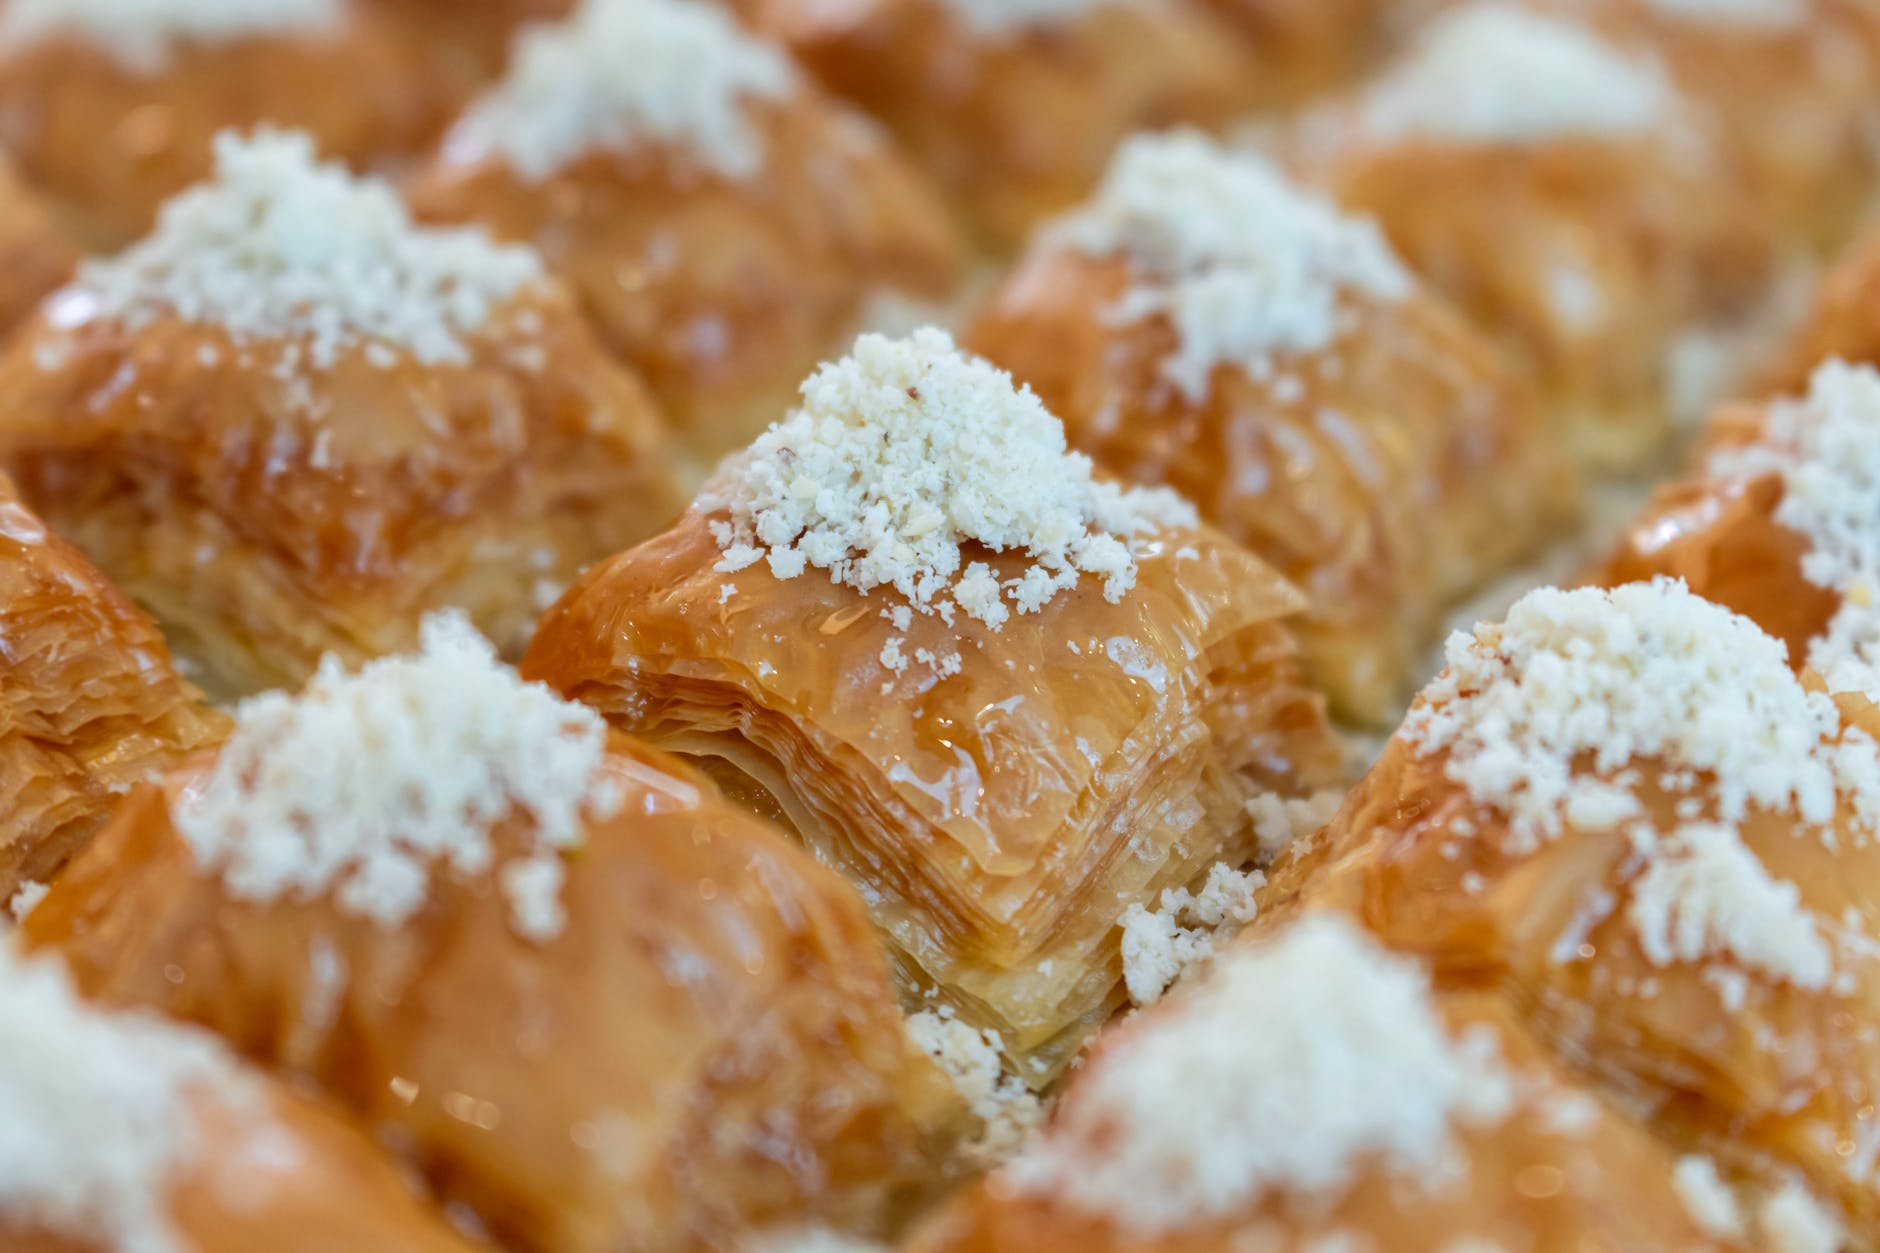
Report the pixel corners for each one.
[5,0,1880,1250]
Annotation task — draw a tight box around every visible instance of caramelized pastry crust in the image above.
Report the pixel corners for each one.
[408,0,966,458]
[0,156,77,338]
[0,5,458,251]
[728,0,1255,248]
[1,474,225,900]
[25,734,964,1253]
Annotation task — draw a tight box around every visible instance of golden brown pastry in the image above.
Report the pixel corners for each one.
[365,0,574,76]
[727,0,1256,249]
[0,0,460,252]
[969,132,1576,726]
[1262,578,1880,1241]
[523,327,1347,1081]
[0,947,475,1253]
[2,472,225,902]
[408,0,966,459]
[0,130,685,700]
[1192,0,1401,102]
[911,913,1772,1253]
[1757,226,1880,398]
[23,614,968,1253]
[1285,2,1780,470]
[0,155,77,339]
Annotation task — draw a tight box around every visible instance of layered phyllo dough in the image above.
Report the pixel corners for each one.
[0,0,458,250]
[523,328,1346,1081]
[23,615,968,1252]
[0,130,684,699]
[912,914,1772,1252]
[970,132,1575,726]
[726,0,1256,248]
[409,0,966,459]
[1,472,225,902]
[0,948,477,1252]
[1262,579,1880,1242]
[1285,2,1779,468]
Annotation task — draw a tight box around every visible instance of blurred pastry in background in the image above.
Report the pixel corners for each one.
[0,130,684,699]
[0,153,76,338]
[409,0,966,460]
[1192,0,1404,103]
[1755,225,1880,398]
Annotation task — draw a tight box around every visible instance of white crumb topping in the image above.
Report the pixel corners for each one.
[1645,0,1803,25]
[1006,914,1512,1232]
[703,328,1196,629]
[0,949,245,1253]
[906,1010,1043,1165]
[1052,132,1411,402]
[171,612,621,938]
[1759,1180,1845,1253]
[0,0,341,72]
[74,130,543,371]
[1628,824,1832,991]
[1121,863,1264,1005]
[446,0,797,183]
[1360,4,1675,143]
[934,0,1119,35]
[1405,580,1879,854]
[1247,789,1346,859]
[743,1229,886,1253]
[1674,1155,1745,1239]
[6,881,47,923]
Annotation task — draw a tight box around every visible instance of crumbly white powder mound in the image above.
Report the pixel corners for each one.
[1120,862,1264,1005]
[1005,914,1512,1232]
[935,0,1119,35]
[0,950,243,1253]
[447,0,797,183]
[1405,579,1880,853]
[1759,1179,1845,1253]
[0,0,342,72]
[703,327,1197,629]
[171,611,621,939]
[1674,1155,1745,1240]
[1052,132,1412,401]
[1360,4,1675,143]
[905,1010,1043,1164]
[1645,0,1803,25]
[1247,789,1346,859]
[74,130,543,370]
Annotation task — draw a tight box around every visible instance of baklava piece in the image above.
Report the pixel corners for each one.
[2,473,225,902]
[970,132,1574,726]
[913,914,1768,1253]
[1263,579,1880,1241]
[728,0,1254,249]
[0,949,476,1253]
[1287,2,1778,469]
[523,328,1346,1082]
[24,615,967,1252]
[0,130,683,700]
[0,0,457,251]
[409,0,965,459]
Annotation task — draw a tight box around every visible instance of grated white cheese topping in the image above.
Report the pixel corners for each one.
[934,0,1120,36]
[171,612,622,939]
[1674,1155,1745,1240]
[703,327,1197,629]
[0,0,341,72]
[1360,4,1675,143]
[446,0,797,183]
[1120,862,1264,1005]
[905,1010,1043,1165]
[1247,789,1347,859]
[0,949,244,1253]
[1005,913,1512,1233]
[73,130,543,371]
[743,1229,886,1253]
[1759,1179,1845,1253]
[1051,132,1412,402]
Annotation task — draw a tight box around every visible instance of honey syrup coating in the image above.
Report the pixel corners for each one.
[1258,582,1880,1241]
[23,734,970,1253]
[725,0,1258,250]
[1283,5,1781,471]
[0,3,462,252]
[1,473,226,901]
[407,3,968,459]
[0,156,77,339]
[968,144,1576,728]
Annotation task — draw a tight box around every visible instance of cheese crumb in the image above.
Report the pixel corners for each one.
[446,0,797,183]
[702,327,1196,628]
[0,0,340,72]
[1360,4,1675,143]
[7,880,47,923]
[1054,132,1410,402]
[934,0,1117,36]
[1005,913,1512,1233]
[905,1011,1044,1165]
[1673,1155,1745,1239]
[0,949,246,1253]
[1759,1180,1845,1253]
[74,130,543,371]
[171,611,621,939]
[1247,788,1346,859]
[1120,863,1264,1005]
